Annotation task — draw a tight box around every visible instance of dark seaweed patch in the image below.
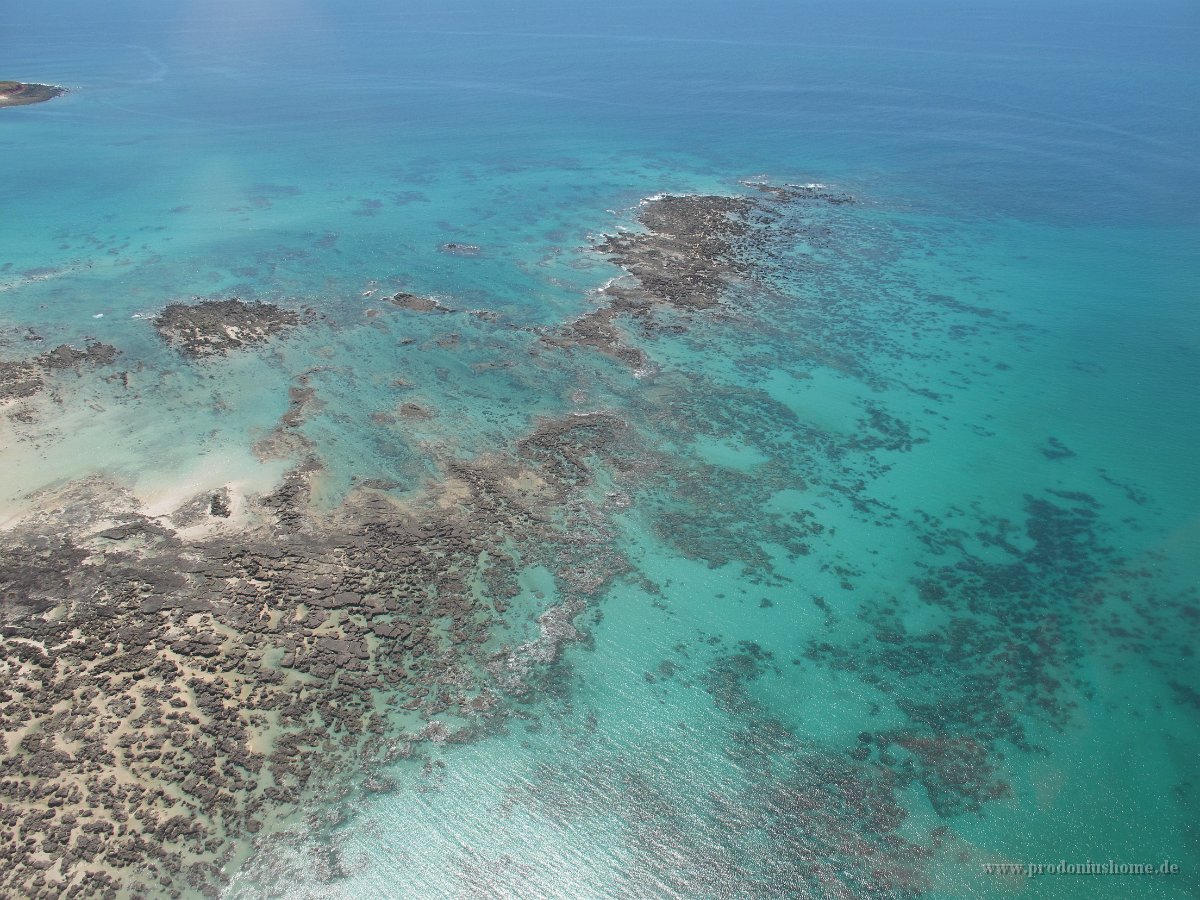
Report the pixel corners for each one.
[1041,436,1075,460]
[806,489,1199,812]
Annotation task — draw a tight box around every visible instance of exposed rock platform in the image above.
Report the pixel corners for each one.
[154,299,303,357]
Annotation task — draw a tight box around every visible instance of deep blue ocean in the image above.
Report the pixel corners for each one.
[3,1,1198,897]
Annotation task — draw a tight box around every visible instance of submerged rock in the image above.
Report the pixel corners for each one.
[38,341,120,370]
[397,401,433,420]
[388,291,445,313]
[438,242,482,256]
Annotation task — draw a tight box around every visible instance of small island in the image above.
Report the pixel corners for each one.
[0,80,67,108]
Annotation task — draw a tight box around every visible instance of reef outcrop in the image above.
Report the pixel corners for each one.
[0,405,629,897]
[0,342,120,403]
[552,185,852,367]
[153,299,303,357]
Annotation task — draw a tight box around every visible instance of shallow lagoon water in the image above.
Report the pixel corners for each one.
[2,1,1198,897]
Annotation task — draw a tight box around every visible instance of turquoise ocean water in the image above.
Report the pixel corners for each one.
[3,1,1199,897]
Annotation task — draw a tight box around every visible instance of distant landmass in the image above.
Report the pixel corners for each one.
[0,81,66,108]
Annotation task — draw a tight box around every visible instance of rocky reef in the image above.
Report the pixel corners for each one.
[0,406,630,898]
[598,194,757,312]
[153,299,303,357]
[0,342,120,403]
[0,82,66,109]
[551,187,852,367]
[4,181,1040,899]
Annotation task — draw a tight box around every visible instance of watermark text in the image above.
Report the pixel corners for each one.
[982,860,1180,878]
